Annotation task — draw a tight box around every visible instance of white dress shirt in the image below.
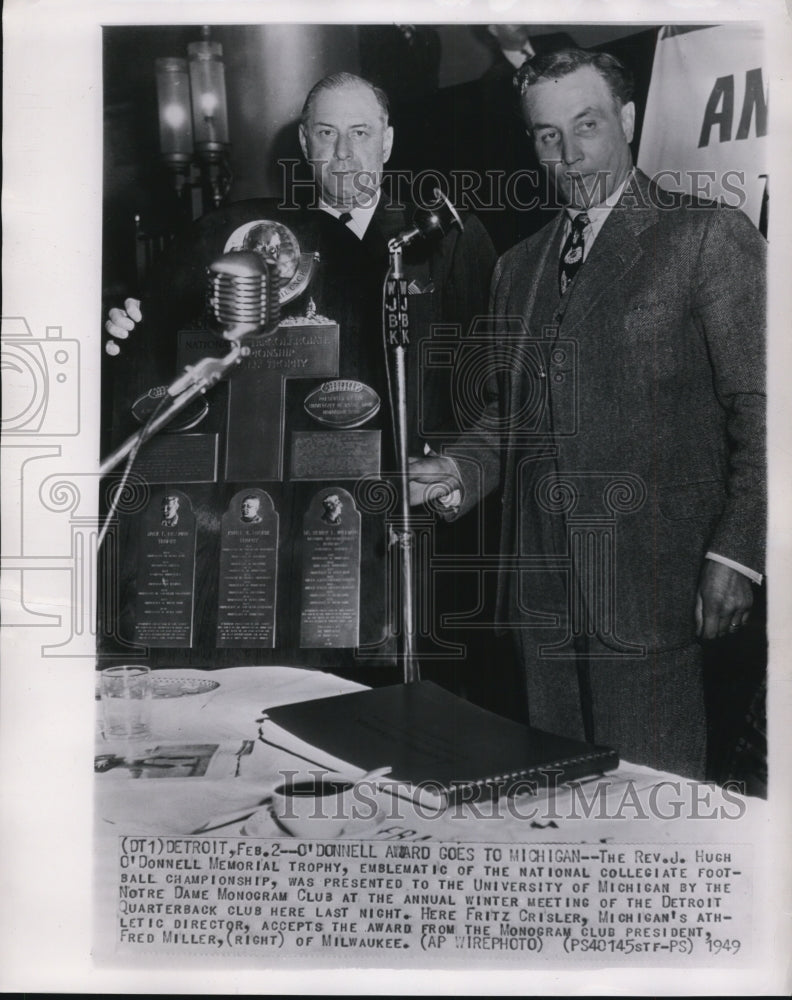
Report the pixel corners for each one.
[562,170,631,259]
[318,190,380,240]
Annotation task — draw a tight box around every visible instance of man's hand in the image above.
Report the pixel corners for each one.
[408,454,461,508]
[695,559,753,640]
[104,297,142,355]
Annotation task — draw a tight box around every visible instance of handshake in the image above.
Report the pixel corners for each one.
[407,452,462,511]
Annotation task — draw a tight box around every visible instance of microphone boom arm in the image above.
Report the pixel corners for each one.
[100,249,279,478]
[99,342,248,476]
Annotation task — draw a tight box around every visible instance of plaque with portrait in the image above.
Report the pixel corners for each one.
[216,488,279,648]
[133,489,197,647]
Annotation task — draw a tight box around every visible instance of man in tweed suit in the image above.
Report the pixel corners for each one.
[410,48,766,777]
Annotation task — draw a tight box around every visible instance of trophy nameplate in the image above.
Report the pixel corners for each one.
[216,488,279,648]
[133,489,196,647]
[300,487,361,648]
[304,379,381,428]
[177,323,340,482]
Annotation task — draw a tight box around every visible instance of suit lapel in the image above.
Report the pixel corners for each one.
[499,216,560,435]
[560,171,658,332]
[515,214,565,326]
[502,217,564,483]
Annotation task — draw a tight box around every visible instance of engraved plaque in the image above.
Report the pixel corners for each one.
[176,325,339,482]
[134,489,196,647]
[300,487,361,648]
[216,489,279,648]
[134,434,218,484]
[290,430,381,480]
[304,379,381,428]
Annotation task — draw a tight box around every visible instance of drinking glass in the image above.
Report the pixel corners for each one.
[100,665,152,740]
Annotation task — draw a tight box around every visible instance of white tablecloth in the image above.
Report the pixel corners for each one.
[95,667,767,845]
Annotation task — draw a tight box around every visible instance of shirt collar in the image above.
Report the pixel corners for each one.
[319,188,381,239]
[567,168,634,233]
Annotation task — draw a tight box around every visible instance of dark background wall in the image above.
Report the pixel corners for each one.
[102,23,659,298]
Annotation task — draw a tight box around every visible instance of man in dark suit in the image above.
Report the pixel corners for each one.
[103,73,499,683]
[410,49,766,777]
[107,74,493,433]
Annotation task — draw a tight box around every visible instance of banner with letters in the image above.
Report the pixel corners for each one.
[637,24,767,229]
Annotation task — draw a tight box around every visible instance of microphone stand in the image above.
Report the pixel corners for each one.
[383,191,464,685]
[384,242,421,684]
[100,343,248,476]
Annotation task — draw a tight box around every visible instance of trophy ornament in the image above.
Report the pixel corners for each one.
[224,219,315,306]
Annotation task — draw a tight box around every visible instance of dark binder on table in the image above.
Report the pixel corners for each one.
[263,681,619,803]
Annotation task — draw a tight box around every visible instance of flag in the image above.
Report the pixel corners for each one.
[637,24,767,229]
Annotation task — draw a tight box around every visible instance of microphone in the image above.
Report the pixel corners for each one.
[101,250,281,476]
[206,250,281,341]
[389,189,464,252]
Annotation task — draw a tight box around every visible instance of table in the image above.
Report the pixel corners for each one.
[93,667,768,970]
[95,667,766,845]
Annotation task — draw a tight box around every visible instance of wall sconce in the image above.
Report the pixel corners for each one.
[155,28,231,213]
[155,57,194,197]
[188,37,230,207]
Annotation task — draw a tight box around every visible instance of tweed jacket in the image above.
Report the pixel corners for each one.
[449,169,766,653]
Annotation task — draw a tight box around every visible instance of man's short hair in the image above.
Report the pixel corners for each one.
[300,72,390,127]
[515,48,634,109]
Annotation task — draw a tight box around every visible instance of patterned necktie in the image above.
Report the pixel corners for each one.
[558,212,590,296]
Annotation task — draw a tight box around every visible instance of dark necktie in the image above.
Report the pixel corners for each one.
[337,211,353,227]
[558,212,590,296]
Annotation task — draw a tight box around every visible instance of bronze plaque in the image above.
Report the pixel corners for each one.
[300,487,361,648]
[133,434,218,485]
[216,488,279,648]
[178,325,340,482]
[290,430,381,481]
[133,489,196,647]
[304,379,381,428]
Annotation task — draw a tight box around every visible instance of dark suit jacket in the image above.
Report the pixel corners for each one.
[450,169,766,653]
